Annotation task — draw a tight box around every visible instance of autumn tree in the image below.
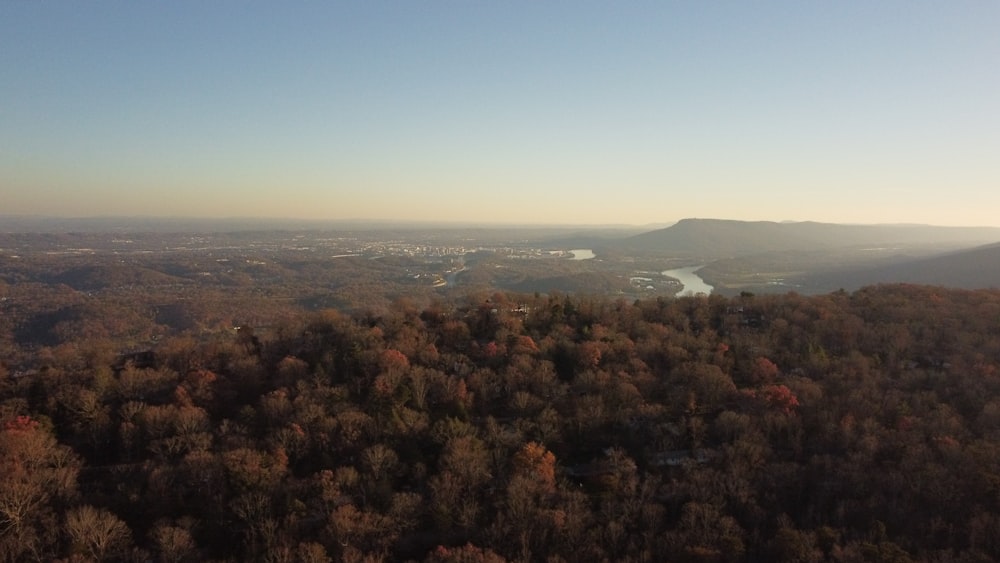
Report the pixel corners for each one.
[0,416,79,562]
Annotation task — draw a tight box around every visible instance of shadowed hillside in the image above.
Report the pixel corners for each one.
[803,242,1000,292]
[45,264,191,292]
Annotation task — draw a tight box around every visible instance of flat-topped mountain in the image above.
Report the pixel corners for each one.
[620,218,1000,258]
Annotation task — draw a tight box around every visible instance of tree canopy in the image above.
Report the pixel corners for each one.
[3,284,1000,561]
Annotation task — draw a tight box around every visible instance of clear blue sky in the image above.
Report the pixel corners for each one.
[3,1,998,226]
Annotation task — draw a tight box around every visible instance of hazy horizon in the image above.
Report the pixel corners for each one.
[7,213,1000,233]
[3,2,999,227]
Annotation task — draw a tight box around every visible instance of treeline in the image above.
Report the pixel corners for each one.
[3,284,1000,561]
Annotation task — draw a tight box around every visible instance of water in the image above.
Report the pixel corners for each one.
[662,266,713,295]
[569,249,596,260]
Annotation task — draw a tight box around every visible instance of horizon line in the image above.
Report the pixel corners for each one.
[3,214,1000,231]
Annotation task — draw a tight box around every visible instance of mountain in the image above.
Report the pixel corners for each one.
[803,242,1000,291]
[620,218,1000,259]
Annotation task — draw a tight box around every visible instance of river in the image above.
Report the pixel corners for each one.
[662,266,714,295]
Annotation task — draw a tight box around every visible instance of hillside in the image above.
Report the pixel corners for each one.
[621,218,1000,259]
[803,241,1000,292]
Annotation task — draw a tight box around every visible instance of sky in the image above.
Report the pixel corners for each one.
[2,2,999,226]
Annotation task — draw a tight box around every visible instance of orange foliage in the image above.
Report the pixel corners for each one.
[380,348,410,372]
[512,441,556,493]
[751,356,779,383]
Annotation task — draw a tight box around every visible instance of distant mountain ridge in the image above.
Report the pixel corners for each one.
[621,218,1000,258]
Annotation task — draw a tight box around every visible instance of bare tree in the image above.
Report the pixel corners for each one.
[65,505,132,561]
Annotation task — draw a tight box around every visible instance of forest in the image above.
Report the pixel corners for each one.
[3,283,1000,562]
